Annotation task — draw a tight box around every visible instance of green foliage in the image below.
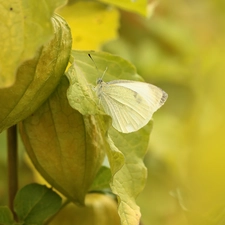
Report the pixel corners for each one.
[18,50,152,224]
[0,1,164,225]
[108,123,152,225]
[14,184,61,225]
[3,0,225,224]
[0,14,72,132]
[0,206,15,225]
[90,166,112,191]
[20,76,106,205]
[0,184,61,225]
[66,51,152,224]
[0,0,67,88]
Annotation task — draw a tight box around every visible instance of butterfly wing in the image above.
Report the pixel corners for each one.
[109,80,168,111]
[98,80,167,133]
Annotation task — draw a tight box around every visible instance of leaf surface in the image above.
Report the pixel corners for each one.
[108,123,152,225]
[57,1,120,50]
[14,183,61,225]
[0,206,15,225]
[66,51,152,225]
[0,0,67,87]
[0,14,72,132]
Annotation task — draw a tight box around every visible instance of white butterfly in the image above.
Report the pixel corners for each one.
[95,78,168,133]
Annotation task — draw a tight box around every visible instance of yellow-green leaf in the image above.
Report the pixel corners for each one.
[107,122,152,225]
[66,50,152,224]
[0,206,14,225]
[0,0,67,88]
[0,14,72,132]
[90,166,112,191]
[57,1,120,50]
[14,183,62,224]
[66,61,100,116]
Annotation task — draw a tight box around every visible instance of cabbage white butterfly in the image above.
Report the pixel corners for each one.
[89,54,168,133]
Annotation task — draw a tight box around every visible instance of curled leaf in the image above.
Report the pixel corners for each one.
[0,14,72,132]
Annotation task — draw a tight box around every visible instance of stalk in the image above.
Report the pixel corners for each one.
[7,125,18,220]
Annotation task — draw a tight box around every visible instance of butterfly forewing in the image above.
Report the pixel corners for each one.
[107,80,167,112]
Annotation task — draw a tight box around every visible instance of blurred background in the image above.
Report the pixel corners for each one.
[103,0,225,224]
[1,0,225,224]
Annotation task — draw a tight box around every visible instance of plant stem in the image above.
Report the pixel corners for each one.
[7,125,18,220]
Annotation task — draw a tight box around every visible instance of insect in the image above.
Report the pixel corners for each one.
[89,54,168,133]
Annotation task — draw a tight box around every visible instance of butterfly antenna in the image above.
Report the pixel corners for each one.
[102,67,108,79]
[88,54,107,80]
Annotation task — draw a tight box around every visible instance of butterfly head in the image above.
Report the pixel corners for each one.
[97,78,103,84]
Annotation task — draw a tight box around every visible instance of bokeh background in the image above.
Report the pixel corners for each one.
[1,1,225,225]
[103,1,225,224]
[107,1,225,225]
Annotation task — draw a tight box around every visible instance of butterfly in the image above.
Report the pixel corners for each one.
[95,78,168,133]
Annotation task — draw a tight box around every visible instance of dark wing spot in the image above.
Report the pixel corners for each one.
[133,92,142,103]
[160,91,168,105]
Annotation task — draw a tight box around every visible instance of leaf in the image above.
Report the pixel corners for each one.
[66,61,101,116]
[57,1,120,50]
[14,183,61,225]
[0,206,15,225]
[90,166,112,191]
[0,14,72,132]
[99,0,147,16]
[71,50,143,82]
[0,0,67,88]
[66,50,152,225]
[19,76,106,204]
[108,122,152,225]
